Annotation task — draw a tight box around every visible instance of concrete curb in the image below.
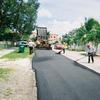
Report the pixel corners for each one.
[31,53,39,100]
[29,56,37,100]
[61,53,100,76]
[31,70,37,100]
[74,61,100,76]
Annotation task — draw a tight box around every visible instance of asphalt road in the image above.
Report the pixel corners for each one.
[32,50,100,100]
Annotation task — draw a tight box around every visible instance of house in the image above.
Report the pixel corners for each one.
[48,33,59,44]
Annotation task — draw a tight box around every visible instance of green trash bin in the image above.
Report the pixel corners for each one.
[18,45,25,53]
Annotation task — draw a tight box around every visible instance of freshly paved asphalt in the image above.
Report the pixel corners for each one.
[32,50,100,100]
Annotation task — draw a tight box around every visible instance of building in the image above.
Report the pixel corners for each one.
[48,33,59,44]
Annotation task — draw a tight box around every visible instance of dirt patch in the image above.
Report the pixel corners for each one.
[0,58,37,100]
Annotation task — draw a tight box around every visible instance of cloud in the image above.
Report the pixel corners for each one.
[37,0,100,35]
[38,8,52,18]
[37,17,85,35]
[49,20,72,34]
[46,17,85,35]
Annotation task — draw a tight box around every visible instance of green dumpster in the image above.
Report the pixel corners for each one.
[18,45,25,53]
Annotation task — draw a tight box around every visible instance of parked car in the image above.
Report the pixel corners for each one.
[54,43,64,49]
[17,40,28,47]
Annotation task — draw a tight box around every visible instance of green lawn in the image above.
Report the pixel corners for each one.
[0,68,12,81]
[1,47,30,60]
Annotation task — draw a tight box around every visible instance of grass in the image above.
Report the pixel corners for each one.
[1,47,30,60]
[0,48,3,50]
[3,88,13,96]
[0,68,12,81]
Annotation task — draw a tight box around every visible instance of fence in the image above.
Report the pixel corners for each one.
[0,41,12,49]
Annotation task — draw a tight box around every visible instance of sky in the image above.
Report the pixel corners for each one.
[37,0,100,35]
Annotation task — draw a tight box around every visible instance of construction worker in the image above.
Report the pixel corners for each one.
[62,43,67,54]
[87,45,94,63]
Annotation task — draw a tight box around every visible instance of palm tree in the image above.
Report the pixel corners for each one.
[84,18,100,53]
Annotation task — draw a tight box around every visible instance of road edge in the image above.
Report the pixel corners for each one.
[53,49,100,76]
[29,56,38,100]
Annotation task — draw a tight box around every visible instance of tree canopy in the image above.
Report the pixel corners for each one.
[64,18,100,50]
[0,0,39,41]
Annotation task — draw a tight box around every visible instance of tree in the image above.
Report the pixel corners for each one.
[85,18,99,31]
[84,18,100,42]
[0,0,39,41]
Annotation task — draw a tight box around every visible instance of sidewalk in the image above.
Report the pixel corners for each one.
[0,49,37,100]
[53,48,100,74]
[0,48,15,57]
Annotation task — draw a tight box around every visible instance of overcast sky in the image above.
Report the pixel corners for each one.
[37,0,100,35]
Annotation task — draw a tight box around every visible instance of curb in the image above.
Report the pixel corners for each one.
[29,56,37,100]
[74,61,100,76]
[53,50,100,76]
[32,55,39,100]
[62,52,100,76]
[31,70,37,100]
[63,55,100,76]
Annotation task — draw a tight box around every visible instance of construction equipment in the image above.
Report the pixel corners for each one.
[36,27,51,49]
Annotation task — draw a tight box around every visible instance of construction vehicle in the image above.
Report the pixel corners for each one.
[36,27,51,49]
